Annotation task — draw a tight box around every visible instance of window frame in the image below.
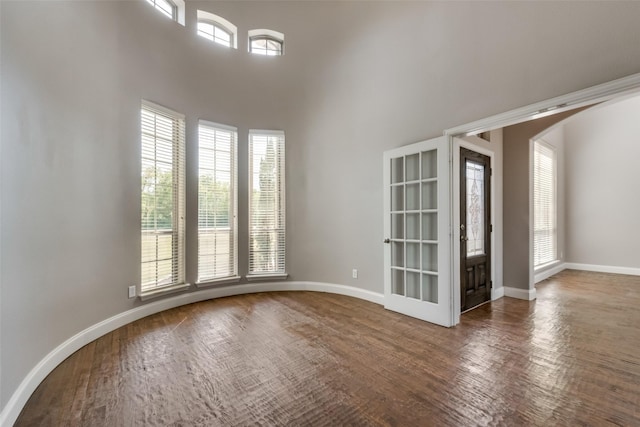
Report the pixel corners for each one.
[197,120,239,285]
[533,139,558,269]
[248,29,284,56]
[247,130,287,279]
[140,101,187,298]
[196,10,238,49]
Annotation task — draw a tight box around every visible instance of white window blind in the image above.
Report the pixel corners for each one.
[198,121,238,282]
[141,102,186,295]
[533,140,557,267]
[248,131,286,275]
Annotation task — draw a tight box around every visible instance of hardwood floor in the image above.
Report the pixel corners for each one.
[15,270,640,426]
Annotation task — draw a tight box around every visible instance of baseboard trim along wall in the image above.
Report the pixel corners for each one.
[564,263,640,276]
[504,286,537,301]
[534,262,566,284]
[0,282,384,427]
[491,287,505,300]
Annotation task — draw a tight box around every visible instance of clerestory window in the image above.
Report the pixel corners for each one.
[248,29,284,56]
[197,10,237,49]
[145,0,185,25]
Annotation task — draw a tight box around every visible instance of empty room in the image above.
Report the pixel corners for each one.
[1,1,640,426]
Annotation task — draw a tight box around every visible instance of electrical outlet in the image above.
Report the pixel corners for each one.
[128,285,136,299]
[352,269,358,279]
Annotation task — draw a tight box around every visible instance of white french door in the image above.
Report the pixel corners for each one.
[383,136,452,327]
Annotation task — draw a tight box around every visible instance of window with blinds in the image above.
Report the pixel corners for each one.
[533,140,557,268]
[248,131,286,275]
[141,102,186,295]
[198,121,238,282]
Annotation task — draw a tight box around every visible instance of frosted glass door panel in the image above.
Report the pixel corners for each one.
[406,243,420,270]
[406,154,420,181]
[392,214,404,239]
[392,242,404,268]
[406,184,420,211]
[422,243,438,272]
[422,181,437,210]
[406,214,420,240]
[406,272,420,299]
[391,158,404,184]
[421,150,437,179]
[422,213,437,241]
[421,275,438,303]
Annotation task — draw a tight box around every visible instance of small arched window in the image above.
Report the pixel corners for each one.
[197,10,237,49]
[146,0,185,25]
[248,29,284,56]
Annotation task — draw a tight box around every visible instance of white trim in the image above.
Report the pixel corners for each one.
[139,282,191,301]
[534,262,565,284]
[196,10,237,49]
[564,263,640,276]
[141,99,185,120]
[451,138,496,326]
[491,286,504,300]
[198,119,237,133]
[248,129,285,137]
[0,282,383,427]
[445,73,640,137]
[248,29,284,42]
[195,275,241,288]
[246,273,289,282]
[504,286,537,301]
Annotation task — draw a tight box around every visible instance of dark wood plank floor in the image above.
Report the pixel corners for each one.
[15,270,640,426]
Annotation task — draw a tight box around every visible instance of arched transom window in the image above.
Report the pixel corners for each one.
[248,29,284,56]
[197,10,238,49]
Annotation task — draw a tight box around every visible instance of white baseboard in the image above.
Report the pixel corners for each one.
[0,282,383,427]
[504,286,537,301]
[564,263,640,276]
[534,262,566,283]
[491,287,505,300]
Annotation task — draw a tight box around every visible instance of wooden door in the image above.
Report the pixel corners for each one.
[460,147,491,312]
[383,136,452,327]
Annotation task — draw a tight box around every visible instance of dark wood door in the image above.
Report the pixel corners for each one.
[460,147,491,312]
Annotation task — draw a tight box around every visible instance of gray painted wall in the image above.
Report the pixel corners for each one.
[503,110,584,289]
[3,0,640,410]
[564,96,640,268]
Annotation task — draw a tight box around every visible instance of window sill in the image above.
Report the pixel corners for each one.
[196,276,241,288]
[140,283,191,301]
[534,259,561,272]
[246,273,289,282]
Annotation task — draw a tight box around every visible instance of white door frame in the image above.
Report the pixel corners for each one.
[451,138,496,324]
[443,72,640,326]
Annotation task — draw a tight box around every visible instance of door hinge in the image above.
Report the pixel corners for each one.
[490,168,493,176]
[490,224,493,232]
[490,280,493,289]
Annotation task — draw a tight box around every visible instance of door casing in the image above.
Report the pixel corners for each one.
[451,138,496,323]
